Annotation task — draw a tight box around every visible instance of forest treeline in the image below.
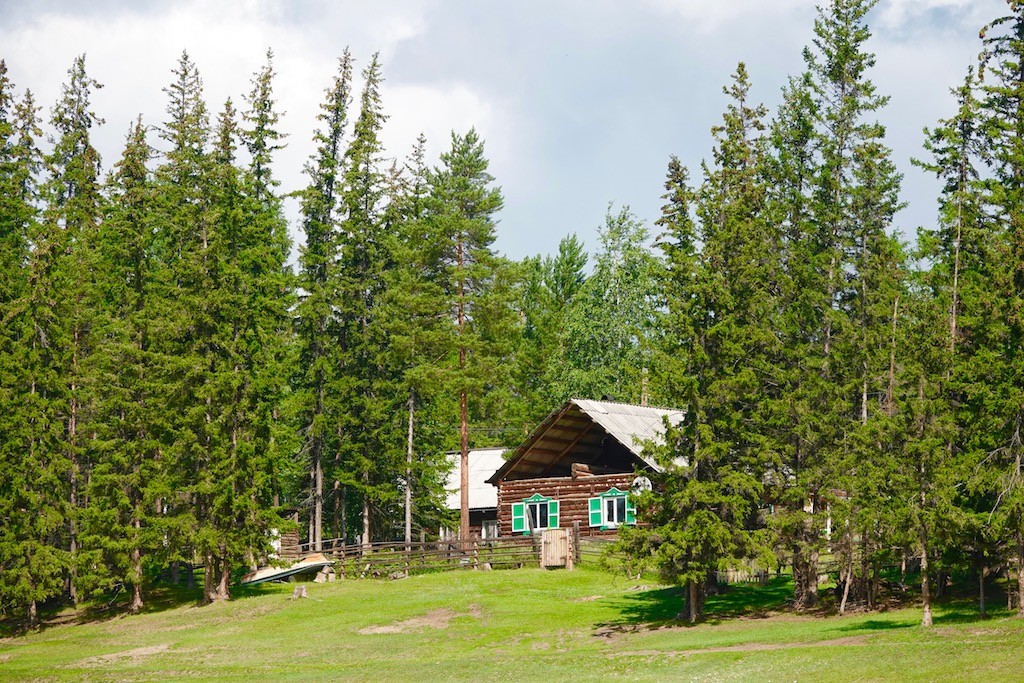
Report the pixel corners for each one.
[1,0,1023,629]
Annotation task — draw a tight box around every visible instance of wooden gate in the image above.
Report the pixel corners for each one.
[541,529,572,569]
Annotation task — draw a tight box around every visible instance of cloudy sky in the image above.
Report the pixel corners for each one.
[0,0,1008,261]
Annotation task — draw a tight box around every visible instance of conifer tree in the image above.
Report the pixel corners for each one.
[977,2,1024,617]
[622,64,775,622]
[296,50,353,548]
[40,54,105,607]
[0,67,59,628]
[425,128,506,542]
[333,53,400,546]
[81,117,161,612]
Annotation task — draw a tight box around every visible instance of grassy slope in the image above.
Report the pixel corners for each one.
[2,569,1024,682]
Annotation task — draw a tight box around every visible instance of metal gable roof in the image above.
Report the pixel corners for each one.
[486,398,685,483]
[571,399,684,468]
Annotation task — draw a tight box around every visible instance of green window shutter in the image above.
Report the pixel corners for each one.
[588,497,602,527]
[625,495,636,525]
[511,502,525,533]
[548,500,559,529]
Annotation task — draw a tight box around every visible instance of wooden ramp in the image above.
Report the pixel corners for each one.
[240,553,333,585]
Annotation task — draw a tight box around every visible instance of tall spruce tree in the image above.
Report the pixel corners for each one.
[41,54,105,608]
[977,1,1024,617]
[910,67,989,625]
[81,117,162,612]
[621,64,775,622]
[296,50,353,549]
[333,53,400,547]
[0,68,59,628]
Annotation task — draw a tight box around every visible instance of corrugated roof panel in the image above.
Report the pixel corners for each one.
[571,399,685,470]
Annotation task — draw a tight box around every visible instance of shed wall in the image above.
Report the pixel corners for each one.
[497,472,634,538]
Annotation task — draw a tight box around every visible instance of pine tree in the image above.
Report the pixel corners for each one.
[977,1,1024,617]
[40,54,105,608]
[908,67,989,625]
[333,53,401,547]
[0,68,59,628]
[152,50,213,591]
[425,128,506,542]
[296,49,353,549]
[81,117,162,612]
[621,64,775,622]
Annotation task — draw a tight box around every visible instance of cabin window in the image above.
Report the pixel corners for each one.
[588,488,636,529]
[511,493,559,534]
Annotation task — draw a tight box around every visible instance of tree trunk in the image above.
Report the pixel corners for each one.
[217,558,231,601]
[203,552,217,604]
[920,531,933,627]
[457,236,470,545]
[687,579,699,624]
[313,447,323,552]
[362,483,371,552]
[1017,542,1024,618]
[979,560,987,619]
[130,513,144,613]
[405,389,414,548]
[340,485,347,546]
[28,599,38,629]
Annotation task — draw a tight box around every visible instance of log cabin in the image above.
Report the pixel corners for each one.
[486,398,684,538]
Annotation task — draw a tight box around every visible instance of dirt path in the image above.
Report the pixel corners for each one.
[358,604,482,635]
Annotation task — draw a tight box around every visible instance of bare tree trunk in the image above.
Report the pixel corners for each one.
[457,237,470,545]
[687,579,699,624]
[921,541,933,627]
[979,560,987,619]
[313,447,323,552]
[217,558,231,601]
[130,513,144,613]
[340,485,347,546]
[333,480,340,545]
[405,389,414,548]
[362,482,371,552]
[203,552,217,604]
[28,598,38,630]
[1017,540,1024,618]
[460,387,469,544]
[68,327,80,607]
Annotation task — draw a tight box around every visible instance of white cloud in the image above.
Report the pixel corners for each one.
[642,0,814,32]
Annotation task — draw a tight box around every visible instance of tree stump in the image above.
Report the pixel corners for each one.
[290,585,308,600]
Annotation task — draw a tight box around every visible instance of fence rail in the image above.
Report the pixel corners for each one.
[283,537,544,578]
[277,533,658,580]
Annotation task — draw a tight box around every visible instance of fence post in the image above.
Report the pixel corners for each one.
[573,521,581,566]
[473,541,479,570]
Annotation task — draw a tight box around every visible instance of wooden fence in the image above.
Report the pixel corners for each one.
[287,537,542,579]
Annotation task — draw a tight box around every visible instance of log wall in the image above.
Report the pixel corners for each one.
[497,472,635,538]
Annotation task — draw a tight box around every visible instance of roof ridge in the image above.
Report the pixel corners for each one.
[572,397,685,413]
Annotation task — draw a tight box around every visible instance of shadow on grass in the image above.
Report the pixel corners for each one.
[833,618,912,633]
[0,573,288,637]
[601,576,795,630]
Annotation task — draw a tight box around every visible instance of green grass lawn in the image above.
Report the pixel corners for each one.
[2,568,1023,682]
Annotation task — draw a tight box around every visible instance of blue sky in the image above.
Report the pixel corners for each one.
[0,0,1007,262]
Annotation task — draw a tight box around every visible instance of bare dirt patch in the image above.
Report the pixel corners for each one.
[610,635,869,658]
[359,604,482,635]
[574,595,604,602]
[78,643,171,667]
